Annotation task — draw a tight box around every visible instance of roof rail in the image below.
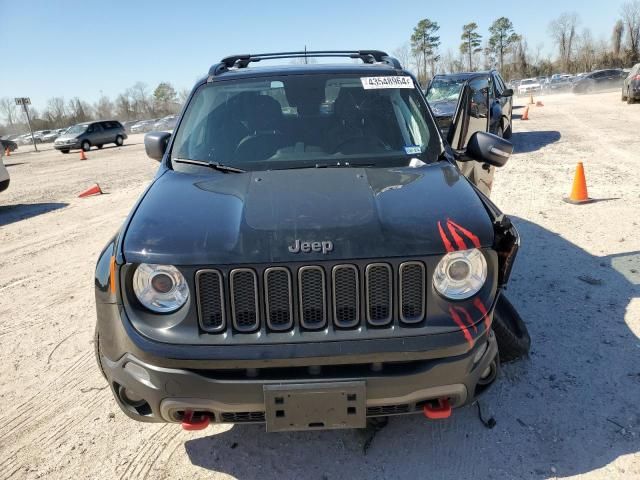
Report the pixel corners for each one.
[208,50,402,77]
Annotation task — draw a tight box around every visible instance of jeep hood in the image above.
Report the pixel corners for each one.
[123,162,494,265]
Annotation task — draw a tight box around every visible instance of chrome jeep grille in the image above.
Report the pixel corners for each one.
[196,260,428,337]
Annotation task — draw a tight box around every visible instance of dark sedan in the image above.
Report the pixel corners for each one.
[1,139,18,153]
[572,69,626,94]
[621,63,640,104]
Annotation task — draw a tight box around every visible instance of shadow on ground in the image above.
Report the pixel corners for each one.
[183,216,639,479]
[510,131,561,153]
[0,202,68,227]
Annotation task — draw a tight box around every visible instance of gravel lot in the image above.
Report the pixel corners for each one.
[0,91,639,480]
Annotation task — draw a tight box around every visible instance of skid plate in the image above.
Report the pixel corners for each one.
[264,382,366,432]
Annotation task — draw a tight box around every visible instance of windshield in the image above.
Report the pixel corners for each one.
[171,73,441,171]
[66,124,87,135]
[426,78,465,102]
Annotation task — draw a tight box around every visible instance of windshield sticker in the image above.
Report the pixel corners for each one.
[361,76,414,89]
[404,146,422,155]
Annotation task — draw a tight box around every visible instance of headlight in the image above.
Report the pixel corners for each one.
[433,249,487,300]
[132,264,189,313]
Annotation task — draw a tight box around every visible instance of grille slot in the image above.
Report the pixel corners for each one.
[220,411,265,423]
[399,262,426,324]
[332,265,360,328]
[365,263,393,326]
[264,267,293,331]
[229,269,259,332]
[196,270,226,332]
[367,404,410,416]
[298,266,327,329]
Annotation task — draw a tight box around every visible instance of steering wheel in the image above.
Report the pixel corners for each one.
[332,135,391,154]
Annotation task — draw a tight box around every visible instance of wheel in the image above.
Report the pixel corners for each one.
[503,123,512,139]
[81,140,91,152]
[627,90,635,104]
[492,294,531,363]
[97,144,103,149]
[61,149,69,154]
[115,135,124,146]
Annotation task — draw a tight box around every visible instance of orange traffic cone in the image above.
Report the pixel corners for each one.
[521,106,529,121]
[79,149,87,161]
[78,183,103,198]
[563,162,593,204]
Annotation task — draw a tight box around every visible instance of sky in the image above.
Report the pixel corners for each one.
[0,0,625,111]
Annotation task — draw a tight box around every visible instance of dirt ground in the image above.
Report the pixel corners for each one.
[0,91,639,480]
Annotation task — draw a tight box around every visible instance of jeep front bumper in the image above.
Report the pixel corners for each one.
[98,329,499,430]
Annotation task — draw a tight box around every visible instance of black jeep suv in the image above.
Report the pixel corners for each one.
[95,50,525,432]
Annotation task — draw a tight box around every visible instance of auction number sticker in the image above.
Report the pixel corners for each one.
[361,76,414,89]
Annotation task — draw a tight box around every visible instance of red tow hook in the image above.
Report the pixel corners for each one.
[181,410,211,431]
[423,398,452,420]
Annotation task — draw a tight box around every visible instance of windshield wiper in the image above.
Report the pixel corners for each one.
[173,158,245,173]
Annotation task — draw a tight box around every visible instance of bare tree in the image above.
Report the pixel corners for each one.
[94,94,114,119]
[613,20,625,57]
[576,29,596,72]
[392,43,412,71]
[0,97,17,127]
[178,88,191,105]
[46,97,67,127]
[549,12,580,72]
[621,0,640,61]
[68,97,92,124]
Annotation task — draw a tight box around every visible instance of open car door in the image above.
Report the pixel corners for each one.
[447,76,495,197]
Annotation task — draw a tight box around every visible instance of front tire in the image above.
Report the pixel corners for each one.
[628,90,635,104]
[97,144,103,149]
[115,135,124,147]
[81,140,91,152]
[492,294,531,363]
[61,149,69,154]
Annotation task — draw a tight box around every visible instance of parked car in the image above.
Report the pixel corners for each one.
[572,69,626,94]
[621,63,640,104]
[41,129,63,142]
[153,114,178,131]
[1,139,18,153]
[122,120,140,133]
[0,150,9,193]
[517,78,542,95]
[130,120,157,134]
[54,120,127,153]
[95,49,527,433]
[426,70,513,139]
[544,76,573,93]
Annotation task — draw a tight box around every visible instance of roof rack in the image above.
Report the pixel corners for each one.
[208,50,402,77]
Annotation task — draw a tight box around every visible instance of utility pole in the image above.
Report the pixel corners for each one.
[15,97,38,152]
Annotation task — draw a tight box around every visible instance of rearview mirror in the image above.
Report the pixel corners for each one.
[144,131,171,161]
[464,131,513,168]
[501,88,514,97]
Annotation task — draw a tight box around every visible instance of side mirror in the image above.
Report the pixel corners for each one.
[501,88,514,97]
[144,131,171,161]
[464,131,513,168]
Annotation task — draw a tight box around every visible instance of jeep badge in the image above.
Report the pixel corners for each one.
[288,239,334,254]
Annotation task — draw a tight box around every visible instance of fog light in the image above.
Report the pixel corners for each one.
[118,385,146,407]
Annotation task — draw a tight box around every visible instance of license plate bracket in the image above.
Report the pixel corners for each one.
[263,381,366,432]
